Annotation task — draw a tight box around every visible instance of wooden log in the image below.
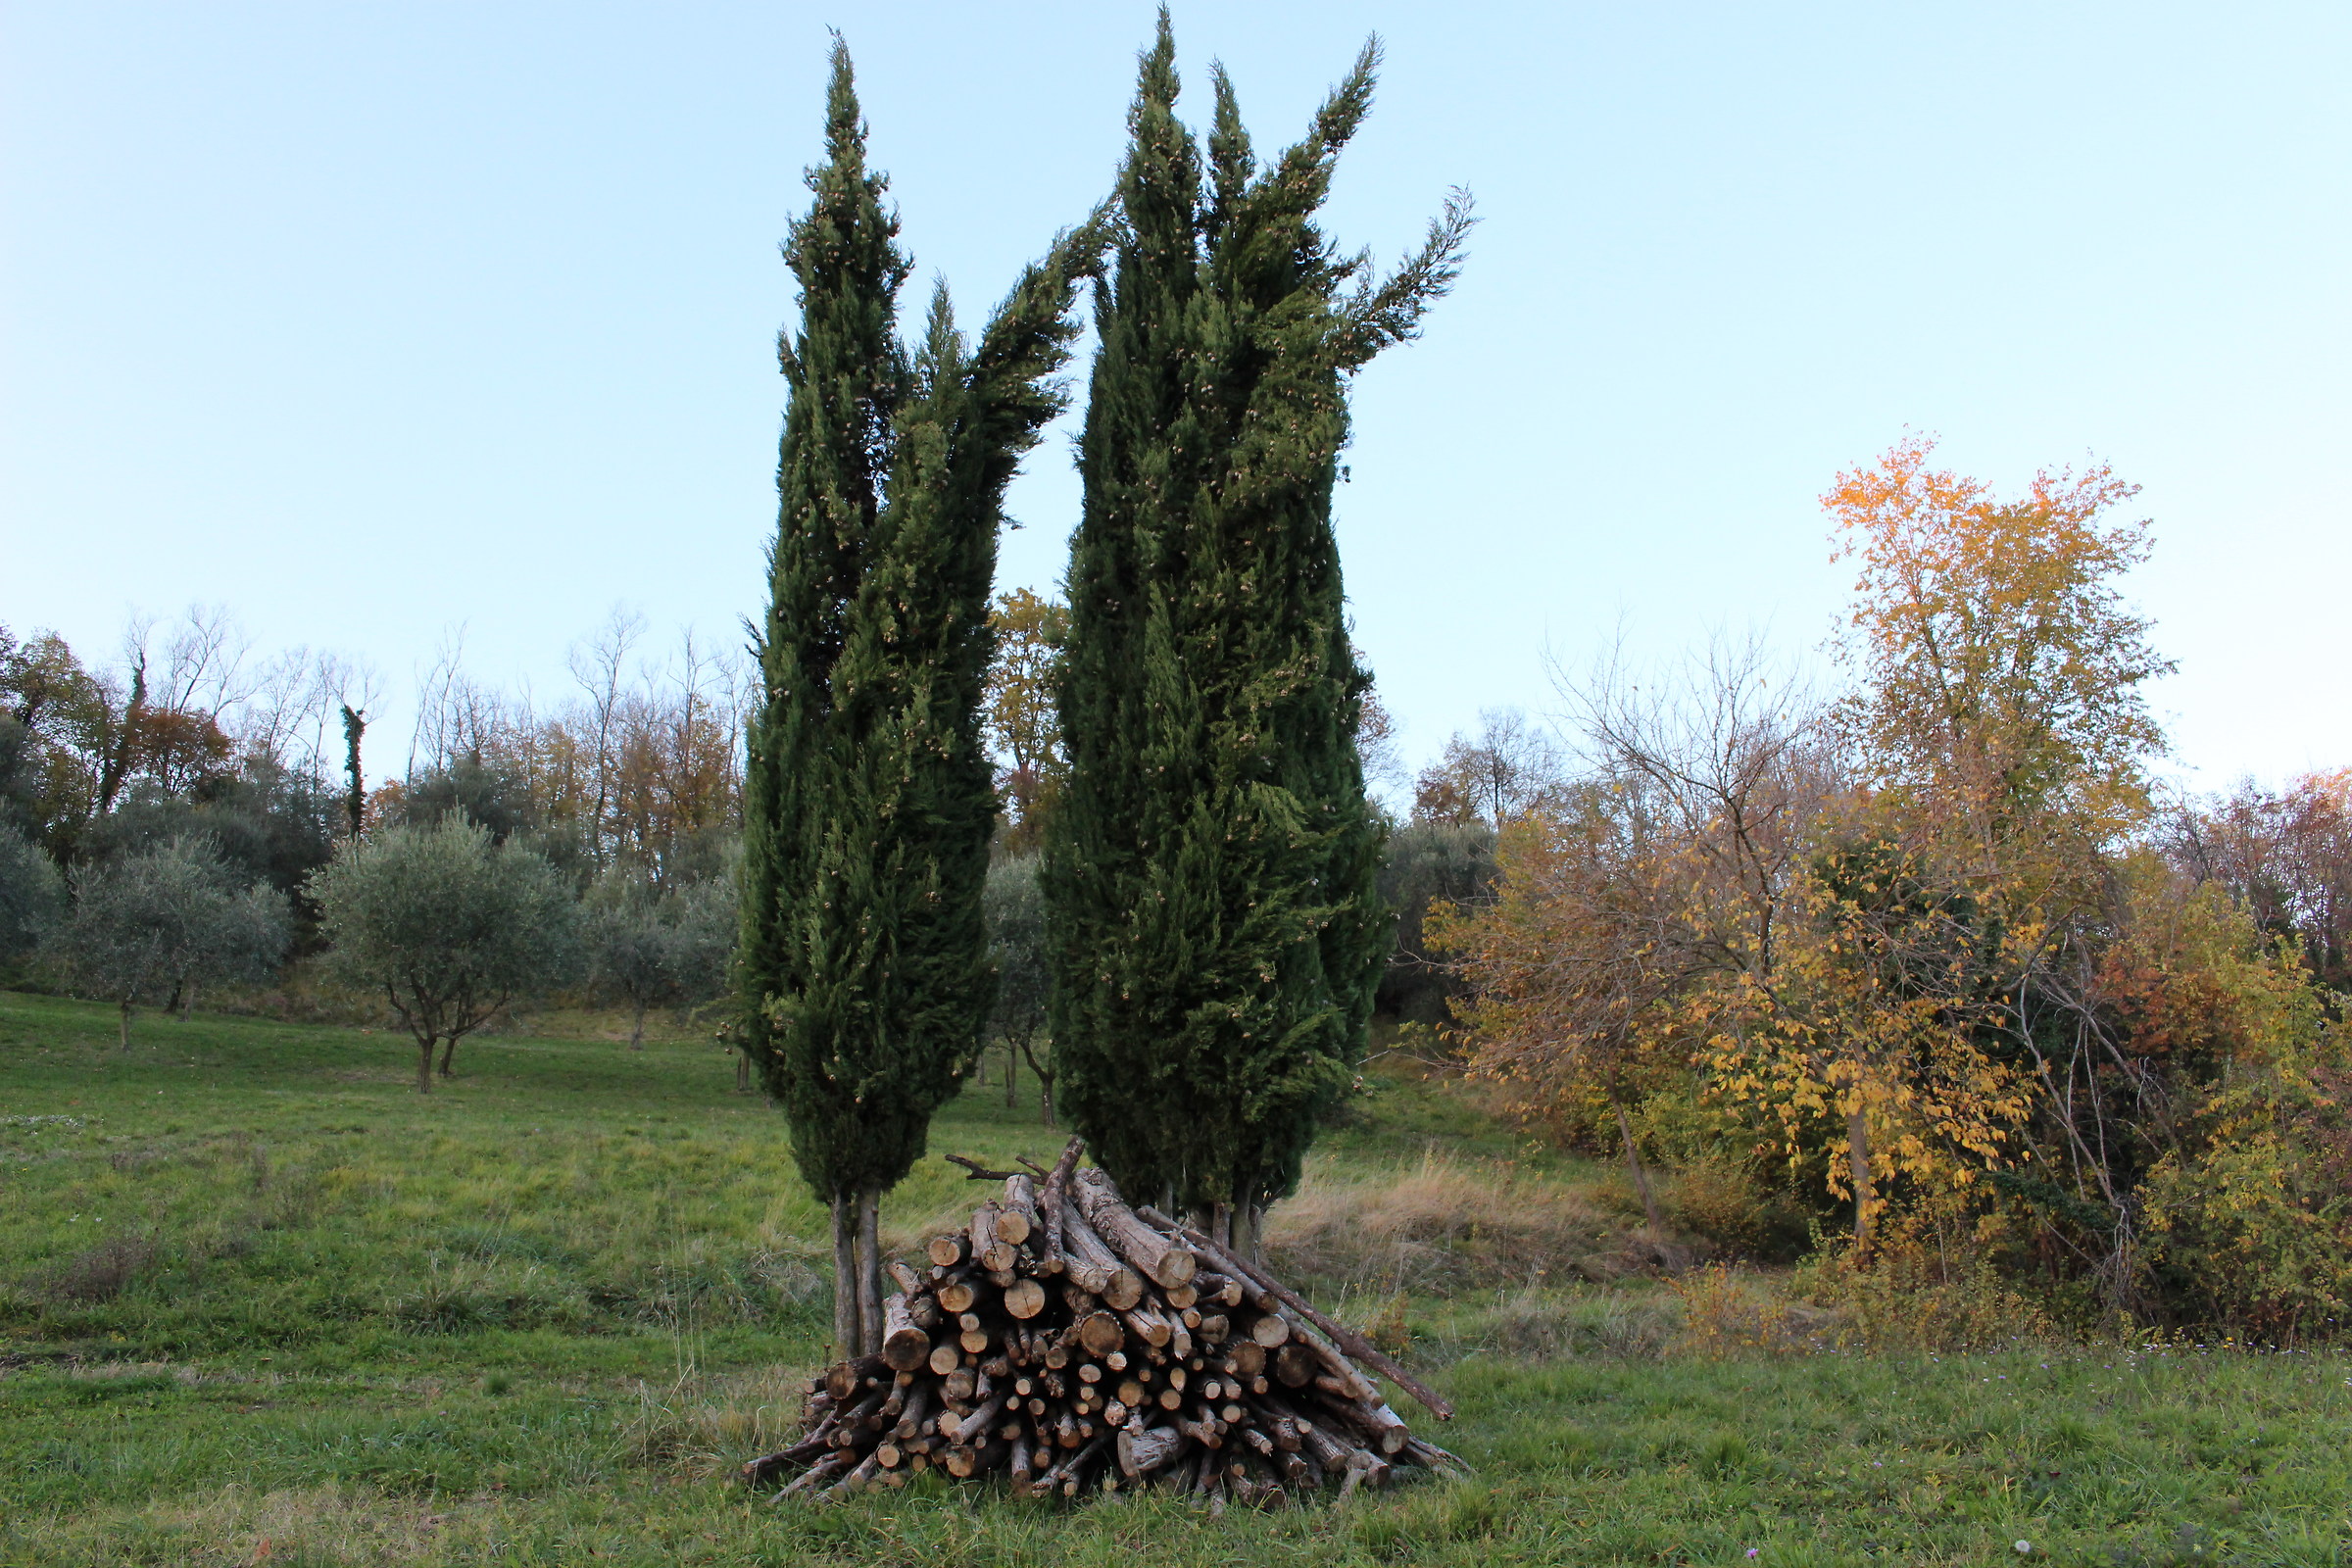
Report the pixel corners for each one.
[886,1259,926,1297]
[1220,1342,1268,1380]
[927,1233,969,1268]
[1039,1136,1083,1263]
[1000,1174,1039,1246]
[824,1447,885,1498]
[824,1354,886,1401]
[742,1420,832,1485]
[936,1277,979,1314]
[1245,1313,1291,1348]
[949,1393,1008,1446]
[891,1384,932,1441]
[1120,1301,1172,1348]
[1072,1168,1197,1288]
[1116,1424,1189,1478]
[1146,1210,1454,1421]
[944,1439,1006,1478]
[1311,1390,1410,1455]
[1191,1271,1246,1307]
[775,1449,853,1498]
[927,1343,962,1377]
[1402,1434,1473,1475]
[970,1201,1017,1273]
[1054,1433,1112,1495]
[1272,1344,1317,1388]
[1056,1201,1144,1307]
[1004,1277,1048,1320]
[1009,1432,1034,1496]
[882,1293,931,1371]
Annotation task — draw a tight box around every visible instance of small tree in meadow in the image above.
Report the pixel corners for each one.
[312,819,580,1093]
[53,836,289,1049]
[588,867,734,1048]
[984,856,1054,1124]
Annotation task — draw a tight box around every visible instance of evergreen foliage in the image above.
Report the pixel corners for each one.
[1044,15,1471,1238]
[737,42,1098,1350]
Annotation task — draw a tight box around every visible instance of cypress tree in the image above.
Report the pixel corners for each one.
[740,42,1098,1356]
[1044,15,1472,1254]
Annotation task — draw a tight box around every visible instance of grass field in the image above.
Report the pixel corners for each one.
[5,989,2351,1566]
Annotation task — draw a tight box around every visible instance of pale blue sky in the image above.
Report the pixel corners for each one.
[6,2,2346,790]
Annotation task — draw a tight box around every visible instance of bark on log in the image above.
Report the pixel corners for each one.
[950,1394,1008,1446]
[1117,1424,1189,1478]
[1072,1168,1197,1288]
[882,1293,931,1371]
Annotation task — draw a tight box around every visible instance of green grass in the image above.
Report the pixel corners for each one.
[5,990,2351,1566]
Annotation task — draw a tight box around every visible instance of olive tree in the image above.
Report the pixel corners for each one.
[53,836,290,1049]
[0,824,63,971]
[984,856,1054,1124]
[587,867,734,1048]
[312,819,580,1093]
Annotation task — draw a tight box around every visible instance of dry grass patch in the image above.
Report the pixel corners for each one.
[1267,1149,1689,1294]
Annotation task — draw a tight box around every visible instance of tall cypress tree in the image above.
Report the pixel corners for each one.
[1044,16,1471,1253]
[741,42,1098,1356]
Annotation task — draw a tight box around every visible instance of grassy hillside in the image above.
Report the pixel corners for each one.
[4,991,2348,1566]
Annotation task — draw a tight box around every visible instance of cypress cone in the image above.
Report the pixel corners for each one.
[1044,14,1471,1248]
[740,40,1101,1354]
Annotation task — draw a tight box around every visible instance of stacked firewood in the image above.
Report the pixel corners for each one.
[745,1140,1463,1503]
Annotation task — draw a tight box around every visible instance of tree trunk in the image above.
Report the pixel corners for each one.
[1847,1102,1874,1257]
[438,1035,458,1078]
[735,1048,752,1094]
[1004,1045,1017,1108]
[1615,1100,1663,1234]
[857,1188,885,1357]
[416,1037,436,1095]
[119,999,133,1053]
[178,980,199,1022]
[831,1193,858,1356]
[629,1002,647,1050]
[973,1051,988,1089]
[1233,1201,1264,1268]
[1039,1072,1054,1128]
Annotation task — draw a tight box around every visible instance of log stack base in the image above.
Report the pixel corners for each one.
[744,1141,1465,1503]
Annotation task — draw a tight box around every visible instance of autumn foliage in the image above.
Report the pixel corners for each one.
[1434,438,2350,1339]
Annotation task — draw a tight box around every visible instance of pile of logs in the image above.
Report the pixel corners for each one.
[745,1140,1463,1504]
